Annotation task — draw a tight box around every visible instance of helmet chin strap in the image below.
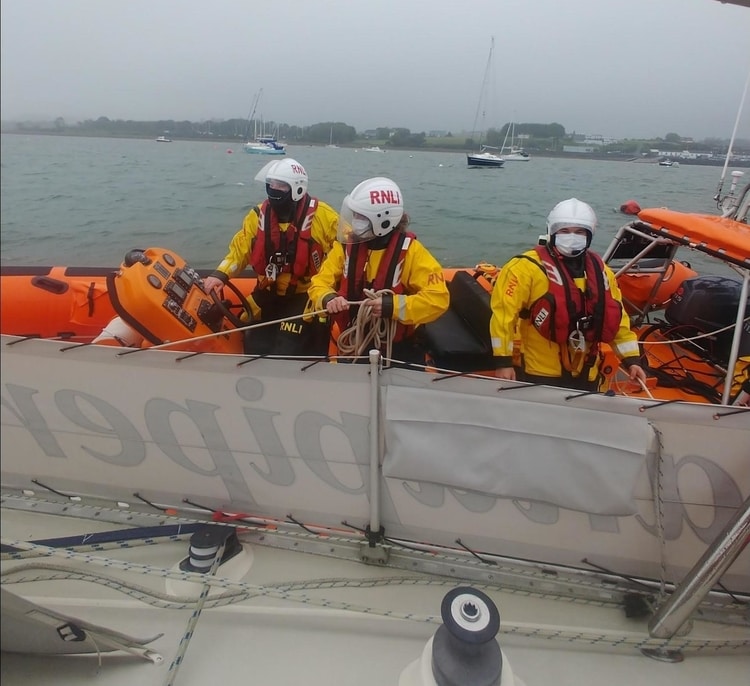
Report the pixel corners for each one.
[559,247,586,258]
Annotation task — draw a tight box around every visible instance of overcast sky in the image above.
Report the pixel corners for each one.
[2,0,749,140]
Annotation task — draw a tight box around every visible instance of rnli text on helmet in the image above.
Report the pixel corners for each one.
[369,189,401,204]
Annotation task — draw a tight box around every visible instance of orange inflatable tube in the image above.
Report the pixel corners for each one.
[0,259,259,346]
[0,266,116,340]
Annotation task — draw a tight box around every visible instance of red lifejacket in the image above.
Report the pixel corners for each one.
[522,246,622,374]
[249,196,325,294]
[333,231,415,341]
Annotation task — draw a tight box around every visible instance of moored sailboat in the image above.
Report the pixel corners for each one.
[467,38,504,169]
[241,88,286,155]
[325,125,339,148]
[500,122,530,161]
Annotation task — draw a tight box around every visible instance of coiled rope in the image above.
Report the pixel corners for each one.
[335,289,397,363]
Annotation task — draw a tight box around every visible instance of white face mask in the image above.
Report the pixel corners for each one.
[554,233,588,256]
[352,216,372,237]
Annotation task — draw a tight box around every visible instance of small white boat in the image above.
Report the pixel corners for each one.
[155,136,172,143]
[500,122,530,161]
[242,138,286,155]
[501,149,529,161]
[363,145,385,153]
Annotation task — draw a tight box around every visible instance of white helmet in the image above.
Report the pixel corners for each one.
[337,177,404,244]
[254,158,308,201]
[546,198,598,237]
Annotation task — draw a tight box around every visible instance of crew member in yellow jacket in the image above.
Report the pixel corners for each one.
[203,158,339,355]
[308,177,449,364]
[490,198,647,391]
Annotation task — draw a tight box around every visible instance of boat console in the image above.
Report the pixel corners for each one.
[107,248,246,353]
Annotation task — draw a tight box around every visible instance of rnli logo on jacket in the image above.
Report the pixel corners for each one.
[534,307,550,328]
[369,189,401,205]
[311,250,322,271]
[505,274,519,297]
[280,321,303,334]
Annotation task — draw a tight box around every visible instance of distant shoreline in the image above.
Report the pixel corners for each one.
[3,130,748,167]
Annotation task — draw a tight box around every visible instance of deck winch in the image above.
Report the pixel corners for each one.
[179,525,242,573]
[399,587,520,686]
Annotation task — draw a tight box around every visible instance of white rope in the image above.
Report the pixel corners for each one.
[609,318,750,398]
[635,376,655,399]
[638,318,749,347]
[3,553,746,657]
[163,537,226,686]
[146,308,332,352]
[335,289,397,363]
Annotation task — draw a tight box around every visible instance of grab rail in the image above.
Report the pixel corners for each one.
[648,494,750,639]
[368,349,382,544]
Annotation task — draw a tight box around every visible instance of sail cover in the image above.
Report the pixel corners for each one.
[382,386,655,516]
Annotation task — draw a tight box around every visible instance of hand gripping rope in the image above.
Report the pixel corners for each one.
[336,288,398,363]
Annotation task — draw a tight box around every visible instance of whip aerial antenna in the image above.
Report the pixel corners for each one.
[714,61,750,213]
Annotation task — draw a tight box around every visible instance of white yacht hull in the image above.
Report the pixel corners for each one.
[2,335,747,590]
[1,333,748,684]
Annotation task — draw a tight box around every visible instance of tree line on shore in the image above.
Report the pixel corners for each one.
[2,116,746,156]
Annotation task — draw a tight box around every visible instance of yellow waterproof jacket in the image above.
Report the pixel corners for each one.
[308,239,449,327]
[490,249,639,381]
[212,198,339,296]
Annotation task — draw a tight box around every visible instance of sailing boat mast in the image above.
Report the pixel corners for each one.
[500,122,513,153]
[466,37,504,168]
[471,37,495,148]
[244,89,263,141]
[326,124,339,148]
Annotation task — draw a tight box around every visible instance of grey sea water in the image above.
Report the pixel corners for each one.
[0,133,733,272]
